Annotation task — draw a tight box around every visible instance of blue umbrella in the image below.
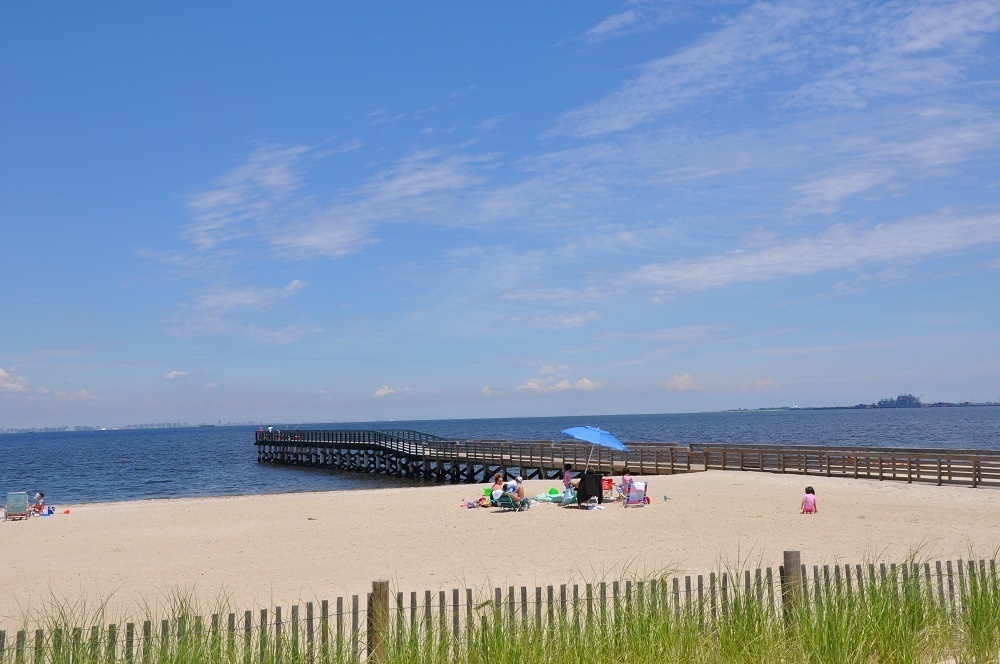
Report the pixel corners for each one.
[561,426,630,468]
[561,426,630,452]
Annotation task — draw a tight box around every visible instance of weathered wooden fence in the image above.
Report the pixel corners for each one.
[3,553,996,663]
[696,444,1000,488]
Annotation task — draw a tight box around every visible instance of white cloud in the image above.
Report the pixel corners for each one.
[373,385,413,398]
[517,364,600,393]
[667,372,700,392]
[517,377,601,393]
[630,213,1000,293]
[481,386,504,396]
[163,371,189,380]
[0,368,28,393]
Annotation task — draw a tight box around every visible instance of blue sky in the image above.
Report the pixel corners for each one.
[2,1,999,427]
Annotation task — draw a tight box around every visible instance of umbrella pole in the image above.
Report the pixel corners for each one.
[584,444,595,470]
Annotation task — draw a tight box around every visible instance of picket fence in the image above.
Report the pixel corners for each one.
[1,553,995,663]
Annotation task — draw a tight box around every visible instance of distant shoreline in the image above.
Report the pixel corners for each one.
[728,402,1000,412]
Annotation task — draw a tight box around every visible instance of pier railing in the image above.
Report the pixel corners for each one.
[255,431,1000,488]
[694,443,1000,488]
[254,430,706,483]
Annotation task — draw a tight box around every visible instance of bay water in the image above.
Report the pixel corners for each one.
[2,407,997,505]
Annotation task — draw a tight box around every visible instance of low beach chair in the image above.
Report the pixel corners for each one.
[4,492,29,521]
[623,482,648,508]
[497,493,526,512]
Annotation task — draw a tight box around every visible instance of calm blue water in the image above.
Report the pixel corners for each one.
[2,407,997,505]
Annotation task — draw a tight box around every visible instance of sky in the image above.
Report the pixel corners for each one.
[2,1,999,428]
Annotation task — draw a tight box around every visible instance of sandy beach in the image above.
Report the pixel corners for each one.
[3,470,998,625]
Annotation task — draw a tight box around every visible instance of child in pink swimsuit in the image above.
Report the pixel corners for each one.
[800,486,817,514]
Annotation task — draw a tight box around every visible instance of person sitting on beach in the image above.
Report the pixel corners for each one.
[31,492,46,516]
[512,476,529,508]
[800,486,817,514]
[563,463,574,490]
[490,474,505,502]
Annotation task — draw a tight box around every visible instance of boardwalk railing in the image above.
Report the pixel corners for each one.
[3,554,997,663]
[695,443,1000,488]
[256,430,1000,488]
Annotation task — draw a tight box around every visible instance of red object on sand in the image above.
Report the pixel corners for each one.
[63,509,70,514]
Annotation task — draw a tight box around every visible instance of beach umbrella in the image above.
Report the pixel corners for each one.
[561,425,630,468]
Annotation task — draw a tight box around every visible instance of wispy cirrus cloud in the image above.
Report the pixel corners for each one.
[271,150,495,258]
[192,280,305,312]
[163,371,188,380]
[629,213,1000,293]
[555,0,1000,137]
[185,145,308,250]
[167,280,319,343]
[574,0,699,45]
[555,0,819,136]
[787,0,1000,108]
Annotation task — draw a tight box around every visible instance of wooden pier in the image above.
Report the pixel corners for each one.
[255,429,702,483]
[255,430,1000,488]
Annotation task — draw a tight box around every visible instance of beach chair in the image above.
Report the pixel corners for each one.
[601,477,614,501]
[623,482,648,508]
[497,493,526,512]
[4,492,29,521]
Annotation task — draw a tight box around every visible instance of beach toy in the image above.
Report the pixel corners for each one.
[63,509,70,514]
[548,487,560,495]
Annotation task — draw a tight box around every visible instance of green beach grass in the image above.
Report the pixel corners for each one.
[3,557,999,663]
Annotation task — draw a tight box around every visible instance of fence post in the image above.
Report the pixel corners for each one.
[781,550,803,622]
[368,580,390,663]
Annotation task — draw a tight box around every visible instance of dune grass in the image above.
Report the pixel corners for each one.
[3,558,999,663]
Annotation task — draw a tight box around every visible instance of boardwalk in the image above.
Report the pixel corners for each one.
[255,430,1000,488]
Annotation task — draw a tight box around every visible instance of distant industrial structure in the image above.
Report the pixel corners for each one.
[735,393,999,412]
[866,394,924,409]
